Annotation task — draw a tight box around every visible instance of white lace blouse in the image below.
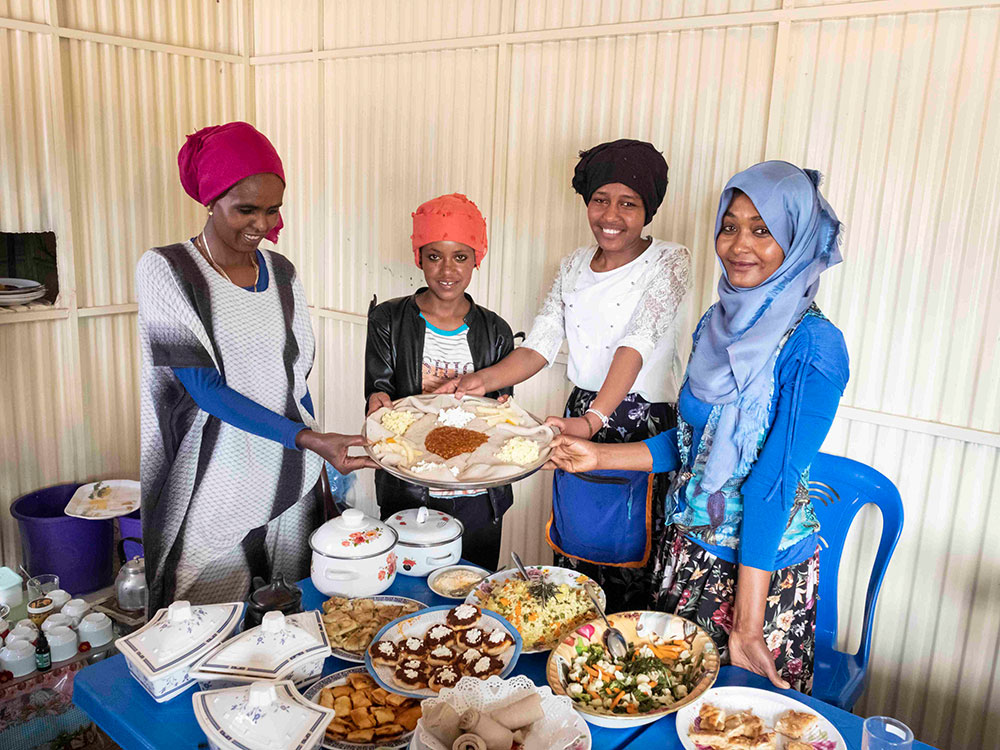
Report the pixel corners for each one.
[520,238,691,403]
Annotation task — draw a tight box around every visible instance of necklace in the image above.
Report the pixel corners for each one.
[198,232,260,292]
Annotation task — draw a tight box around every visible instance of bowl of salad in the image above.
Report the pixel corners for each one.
[545,610,720,729]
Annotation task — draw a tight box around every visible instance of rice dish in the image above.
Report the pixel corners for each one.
[495,436,541,465]
[481,578,596,650]
[410,460,459,477]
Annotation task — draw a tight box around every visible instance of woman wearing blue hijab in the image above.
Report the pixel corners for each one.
[549,161,849,692]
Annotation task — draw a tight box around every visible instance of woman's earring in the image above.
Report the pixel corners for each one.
[208,209,214,216]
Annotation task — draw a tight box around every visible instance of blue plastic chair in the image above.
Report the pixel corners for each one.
[807,452,904,711]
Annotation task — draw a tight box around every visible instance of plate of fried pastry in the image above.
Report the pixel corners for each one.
[676,686,846,750]
[321,595,426,662]
[364,603,522,700]
[305,667,421,749]
[364,394,556,490]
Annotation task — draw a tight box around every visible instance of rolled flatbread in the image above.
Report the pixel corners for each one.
[422,702,463,746]
[458,709,514,750]
[488,691,544,730]
[452,734,487,750]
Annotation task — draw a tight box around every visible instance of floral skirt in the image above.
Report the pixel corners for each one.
[652,526,819,694]
[552,387,676,613]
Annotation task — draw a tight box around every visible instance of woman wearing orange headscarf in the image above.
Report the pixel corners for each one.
[364,193,516,570]
[137,122,374,612]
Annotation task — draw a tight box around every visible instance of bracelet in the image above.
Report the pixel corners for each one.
[585,407,611,432]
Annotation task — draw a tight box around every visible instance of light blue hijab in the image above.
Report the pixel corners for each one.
[688,160,843,493]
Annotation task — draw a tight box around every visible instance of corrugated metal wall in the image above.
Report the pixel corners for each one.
[1,1,997,746]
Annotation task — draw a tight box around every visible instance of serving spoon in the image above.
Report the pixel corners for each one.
[584,581,628,661]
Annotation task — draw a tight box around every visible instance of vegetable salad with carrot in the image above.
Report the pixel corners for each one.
[565,638,699,714]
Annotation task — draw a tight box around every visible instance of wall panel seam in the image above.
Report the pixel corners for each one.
[246,0,999,65]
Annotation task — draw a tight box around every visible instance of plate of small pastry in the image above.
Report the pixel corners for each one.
[364,603,522,700]
[676,686,846,750]
[305,667,421,749]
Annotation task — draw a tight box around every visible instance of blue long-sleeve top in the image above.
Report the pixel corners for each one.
[170,251,314,450]
[644,313,849,571]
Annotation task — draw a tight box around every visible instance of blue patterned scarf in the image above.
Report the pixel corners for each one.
[687,161,843,493]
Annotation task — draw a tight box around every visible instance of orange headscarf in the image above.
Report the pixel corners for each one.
[411,193,488,267]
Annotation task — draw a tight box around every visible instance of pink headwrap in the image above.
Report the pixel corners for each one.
[411,193,488,268]
[178,121,286,242]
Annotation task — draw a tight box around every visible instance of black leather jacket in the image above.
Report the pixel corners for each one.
[364,290,519,519]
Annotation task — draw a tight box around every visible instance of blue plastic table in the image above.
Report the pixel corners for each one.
[73,573,937,750]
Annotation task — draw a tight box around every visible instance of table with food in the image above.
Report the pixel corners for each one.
[70,529,937,750]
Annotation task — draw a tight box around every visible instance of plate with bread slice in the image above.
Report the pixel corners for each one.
[675,686,846,750]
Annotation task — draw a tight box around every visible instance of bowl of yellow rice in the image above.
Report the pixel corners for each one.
[465,566,606,653]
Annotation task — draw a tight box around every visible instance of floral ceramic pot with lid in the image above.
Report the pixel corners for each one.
[386,506,464,577]
[309,509,398,597]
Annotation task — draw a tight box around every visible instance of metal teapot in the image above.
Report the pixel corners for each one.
[115,537,147,612]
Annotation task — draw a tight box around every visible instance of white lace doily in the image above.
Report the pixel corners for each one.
[417,676,590,750]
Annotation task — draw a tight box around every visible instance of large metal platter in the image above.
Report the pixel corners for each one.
[362,395,554,491]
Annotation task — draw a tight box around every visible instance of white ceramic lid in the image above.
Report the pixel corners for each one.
[387,506,464,548]
[117,600,243,679]
[193,680,334,750]
[189,610,331,682]
[309,508,397,559]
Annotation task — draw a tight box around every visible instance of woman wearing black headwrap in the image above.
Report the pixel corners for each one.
[437,139,691,611]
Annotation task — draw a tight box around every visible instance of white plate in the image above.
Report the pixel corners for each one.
[303,666,416,750]
[426,565,490,600]
[363,604,522,700]
[465,566,605,653]
[674,686,847,750]
[65,480,140,519]
[0,278,43,291]
[327,596,428,663]
[0,291,46,306]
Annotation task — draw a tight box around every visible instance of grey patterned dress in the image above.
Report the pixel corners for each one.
[136,241,324,613]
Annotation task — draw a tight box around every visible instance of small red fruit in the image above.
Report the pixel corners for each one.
[0,671,13,683]
[78,641,91,652]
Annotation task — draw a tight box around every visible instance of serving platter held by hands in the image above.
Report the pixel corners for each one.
[363,394,556,491]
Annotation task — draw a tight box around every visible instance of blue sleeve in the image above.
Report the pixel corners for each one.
[643,428,681,473]
[738,323,849,570]
[173,367,307,450]
[301,390,314,418]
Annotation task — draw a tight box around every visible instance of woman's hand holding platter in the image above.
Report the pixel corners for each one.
[296,431,378,474]
[544,434,601,473]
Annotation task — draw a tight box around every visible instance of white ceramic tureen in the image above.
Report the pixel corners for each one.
[116,600,243,703]
[188,610,331,690]
[309,508,398,597]
[193,680,335,750]
[386,506,464,577]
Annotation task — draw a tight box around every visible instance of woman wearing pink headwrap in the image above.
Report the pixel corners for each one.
[136,122,375,612]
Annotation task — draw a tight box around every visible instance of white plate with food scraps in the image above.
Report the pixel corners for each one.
[466,566,605,654]
[363,604,522,700]
[304,666,420,750]
[427,565,491,600]
[65,480,140,519]
[324,595,427,664]
[675,686,846,750]
[363,394,556,491]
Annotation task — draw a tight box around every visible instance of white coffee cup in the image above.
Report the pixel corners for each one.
[0,641,36,677]
[77,612,113,647]
[46,626,78,663]
[42,613,75,633]
[15,619,37,632]
[7,625,37,643]
[60,599,90,623]
[47,589,71,610]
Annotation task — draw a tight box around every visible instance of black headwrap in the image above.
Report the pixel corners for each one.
[571,139,669,225]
